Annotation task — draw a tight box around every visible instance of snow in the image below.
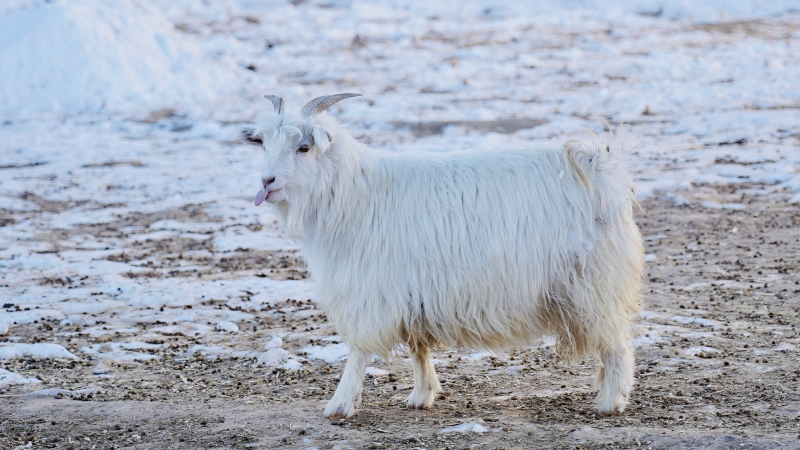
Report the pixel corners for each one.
[0,0,251,119]
[0,0,798,374]
[257,348,304,370]
[668,316,721,327]
[439,422,489,433]
[0,369,41,387]
[365,366,390,376]
[301,343,351,363]
[258,348,293,366]
[0,343,78,360]
[216,321,240,333]
[79,342,162,363]
[264,337,283,350]
[24,387,97,398]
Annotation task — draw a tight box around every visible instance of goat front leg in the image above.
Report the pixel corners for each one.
[324,347,370,419]
[406,345,441,409]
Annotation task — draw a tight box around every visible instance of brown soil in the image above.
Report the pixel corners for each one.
[2,187,800,449]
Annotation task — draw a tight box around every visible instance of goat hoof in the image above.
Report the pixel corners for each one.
[599,407,624,416]
[325,406,354,420]
[406,390,436,409]
[325,399,355,419]
[596,395,628,415]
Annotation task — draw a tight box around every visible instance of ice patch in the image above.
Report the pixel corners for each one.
[0,343,78,360]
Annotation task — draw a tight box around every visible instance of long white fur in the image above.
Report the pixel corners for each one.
[243,109,644,419]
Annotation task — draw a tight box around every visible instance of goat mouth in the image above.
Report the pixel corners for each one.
[266,188,283,202]
[255,188,283,206]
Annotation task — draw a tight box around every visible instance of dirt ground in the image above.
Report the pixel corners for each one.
[2,185,800,449]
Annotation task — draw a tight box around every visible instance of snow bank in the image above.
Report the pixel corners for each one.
[0,343,78,360]
[0,0,241,118]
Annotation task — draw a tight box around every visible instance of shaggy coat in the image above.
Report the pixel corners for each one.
[243,109,643,419]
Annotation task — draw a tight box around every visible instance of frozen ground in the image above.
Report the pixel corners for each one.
[1,0,800,448]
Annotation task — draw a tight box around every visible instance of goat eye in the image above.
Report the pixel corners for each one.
[297,145,310,153]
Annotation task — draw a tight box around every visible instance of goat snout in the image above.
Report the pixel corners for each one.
[255,176,280,206]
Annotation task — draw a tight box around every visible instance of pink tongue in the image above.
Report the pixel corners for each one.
[254,189,268,206]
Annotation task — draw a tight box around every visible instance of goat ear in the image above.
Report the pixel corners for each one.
[239,127,263,146]
[312,125,333,153]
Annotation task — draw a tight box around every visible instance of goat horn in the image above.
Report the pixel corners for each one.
[264,95,285,114]
[301,93,361,117]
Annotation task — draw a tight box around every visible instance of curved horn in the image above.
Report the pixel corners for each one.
[301,93,361,117]
[264,95,285,114]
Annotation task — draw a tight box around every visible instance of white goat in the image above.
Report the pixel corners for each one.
[241,94,644,419]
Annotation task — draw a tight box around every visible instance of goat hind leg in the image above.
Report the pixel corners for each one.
[325,347,370,419]
[406,345,442,409]
[595,337,634,415]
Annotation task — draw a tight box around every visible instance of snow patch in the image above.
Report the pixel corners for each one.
[668,316,720,327]
[264,337,283,351]
[439,422,489,433]
[365,367,390,376]
[301,343,350,363]
[216,321,240,333]
[0,369,41,387]
[0,343,78,360]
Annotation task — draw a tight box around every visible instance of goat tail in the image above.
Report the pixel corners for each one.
[562,126,638,211]
[563,126,622,185]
